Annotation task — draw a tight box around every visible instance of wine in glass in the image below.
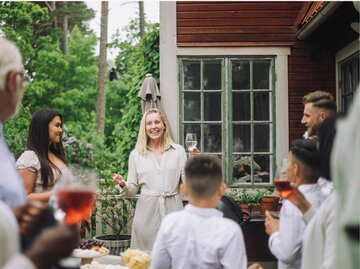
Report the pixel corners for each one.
[56,168,97,224]
[185,133,197,151]
[274,158,293,198]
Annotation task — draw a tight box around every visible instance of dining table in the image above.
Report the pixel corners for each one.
[93,255,124,265]
[68,254,127,268]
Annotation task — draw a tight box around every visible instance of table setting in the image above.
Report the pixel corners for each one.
[72,241,151,269]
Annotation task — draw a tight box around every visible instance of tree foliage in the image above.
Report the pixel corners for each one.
[49,1,96,35]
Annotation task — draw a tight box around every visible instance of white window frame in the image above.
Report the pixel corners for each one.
[335,39,360,112]
[160,2,290,174]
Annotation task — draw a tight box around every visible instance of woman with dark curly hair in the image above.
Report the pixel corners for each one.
[16,108,67,202]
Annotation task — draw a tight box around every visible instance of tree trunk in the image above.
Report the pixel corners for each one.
[96,1,109,135]
[139,1,145,37]
[51,1,57,28]
[61,2,68,54]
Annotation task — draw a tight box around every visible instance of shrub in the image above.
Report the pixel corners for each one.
[96,180,136,235]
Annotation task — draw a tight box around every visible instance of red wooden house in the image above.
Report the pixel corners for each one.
[159,1,359,187]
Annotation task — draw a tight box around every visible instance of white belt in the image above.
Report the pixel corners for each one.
[141,189,179,220]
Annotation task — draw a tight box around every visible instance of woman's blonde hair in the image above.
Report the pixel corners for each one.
[135,108,174,155]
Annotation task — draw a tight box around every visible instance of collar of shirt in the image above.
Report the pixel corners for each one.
[146,142,176,152]
[185,203,223,218]
[298,183,321,193]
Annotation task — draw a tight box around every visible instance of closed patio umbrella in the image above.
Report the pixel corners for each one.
[138,73,173,139]
[138,73,164,114]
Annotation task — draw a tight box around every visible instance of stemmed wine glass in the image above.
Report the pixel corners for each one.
[185,133,198,152]
[274,158,292,199]
[54,167,97,224]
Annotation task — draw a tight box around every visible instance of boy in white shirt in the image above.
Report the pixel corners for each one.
[151,154,261,269]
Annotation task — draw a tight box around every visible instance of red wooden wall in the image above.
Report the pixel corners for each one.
[177,1,302,46]
[176,1,337,143]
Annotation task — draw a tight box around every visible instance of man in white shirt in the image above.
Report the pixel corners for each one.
[151,154,261,269]
[0,37,27,209]
[265,139,330,269]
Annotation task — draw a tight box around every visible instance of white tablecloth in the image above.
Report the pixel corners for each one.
[94,255,124,265]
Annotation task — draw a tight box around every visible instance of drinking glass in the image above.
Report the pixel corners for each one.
[185,133,197,151]
[54,167,97,224]
[274,158,293,199]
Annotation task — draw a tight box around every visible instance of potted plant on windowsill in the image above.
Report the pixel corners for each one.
[94,180,136,255]
[260,193,280,215]
[226,188,274,214]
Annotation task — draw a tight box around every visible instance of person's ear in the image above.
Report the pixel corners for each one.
[319,111,326,121]
[293,163,300,177]
[180,183,188,196]
[218,182,227,196]
[6,70,17,94]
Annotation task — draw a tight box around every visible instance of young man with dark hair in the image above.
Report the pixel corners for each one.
[265,139,330,269]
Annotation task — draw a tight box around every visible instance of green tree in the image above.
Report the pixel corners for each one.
[33,1,96,35]
[24,26,98,129]
[0,1,50,72]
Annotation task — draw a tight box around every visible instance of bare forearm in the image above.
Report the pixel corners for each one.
[296,198,312,215]
[27,191,52,202]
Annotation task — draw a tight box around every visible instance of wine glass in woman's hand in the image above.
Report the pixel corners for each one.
[185,133,197,151]
[55,168,97,224]
[185,133,199,156]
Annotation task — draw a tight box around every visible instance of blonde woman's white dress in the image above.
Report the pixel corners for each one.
[121,143,187,251]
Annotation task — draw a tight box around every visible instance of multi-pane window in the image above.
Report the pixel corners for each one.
[180,57,275,186]
[181,60,223,159]
[339,52,359,114]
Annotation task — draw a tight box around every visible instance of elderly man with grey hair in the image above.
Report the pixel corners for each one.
[0,38,79,269]
[0,37,27,209]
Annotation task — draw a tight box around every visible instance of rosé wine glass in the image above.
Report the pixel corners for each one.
[274,158,293,199]
[54,167,97,224]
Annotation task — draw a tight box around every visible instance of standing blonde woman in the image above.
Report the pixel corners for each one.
[113,108,187,251]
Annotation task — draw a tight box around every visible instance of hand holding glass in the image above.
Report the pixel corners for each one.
[185,133,197,151]
[56,168,97,224]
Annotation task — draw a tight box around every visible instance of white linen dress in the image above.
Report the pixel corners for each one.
[121,143,187,251]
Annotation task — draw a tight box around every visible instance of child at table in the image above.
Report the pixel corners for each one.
[151,154,261,269]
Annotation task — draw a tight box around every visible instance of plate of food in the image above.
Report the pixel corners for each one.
[72,239,109,264]
[121,248,151,269]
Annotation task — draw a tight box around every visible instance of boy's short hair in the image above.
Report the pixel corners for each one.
[302,91,336,112]
[184,154,222,199]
